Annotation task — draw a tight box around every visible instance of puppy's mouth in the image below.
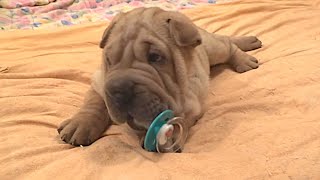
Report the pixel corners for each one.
[105,89,170,131]
[126,115,146,131]
[105,78,170,131]
[126,101,168,131]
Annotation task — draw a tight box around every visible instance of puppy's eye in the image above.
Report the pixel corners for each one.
[147,52,164,64]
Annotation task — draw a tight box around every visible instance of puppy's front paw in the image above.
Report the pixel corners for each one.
[57,116,104,146]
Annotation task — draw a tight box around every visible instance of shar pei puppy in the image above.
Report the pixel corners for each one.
[57,7,262,151]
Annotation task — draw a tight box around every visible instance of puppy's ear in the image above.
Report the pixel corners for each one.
[99,13,124,49]
[99,23,113,49]
[167,18,202,47]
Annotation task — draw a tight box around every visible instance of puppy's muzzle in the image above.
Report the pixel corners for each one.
[105,76,168,130]
[106,78,135,109]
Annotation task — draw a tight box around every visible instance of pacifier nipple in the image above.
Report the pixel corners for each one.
[156,117,188,153]
[157,124,174,145]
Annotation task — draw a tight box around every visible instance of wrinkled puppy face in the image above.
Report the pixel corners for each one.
[99,8,202,131]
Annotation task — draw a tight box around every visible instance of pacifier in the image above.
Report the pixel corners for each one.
[143,110,188,153]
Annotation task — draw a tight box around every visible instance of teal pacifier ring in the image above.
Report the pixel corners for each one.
[144,110,174,152]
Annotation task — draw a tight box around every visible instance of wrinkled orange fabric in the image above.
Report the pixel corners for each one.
[1,0,320,179]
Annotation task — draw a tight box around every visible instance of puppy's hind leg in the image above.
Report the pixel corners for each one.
[198,28,260,73]
[230,36,262,52]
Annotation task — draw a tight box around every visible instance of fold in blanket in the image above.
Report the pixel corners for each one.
[0,0,320,179]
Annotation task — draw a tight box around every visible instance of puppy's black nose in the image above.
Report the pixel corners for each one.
[107,78,135,107]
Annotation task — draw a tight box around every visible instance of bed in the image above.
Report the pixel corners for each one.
[0,0,320,179]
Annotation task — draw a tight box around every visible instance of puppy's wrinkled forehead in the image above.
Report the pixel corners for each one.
[126,9,166,39]
[100,8,178,68]
[110,8,173,43]
[100,7,201,69]
[100,7,199,51]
